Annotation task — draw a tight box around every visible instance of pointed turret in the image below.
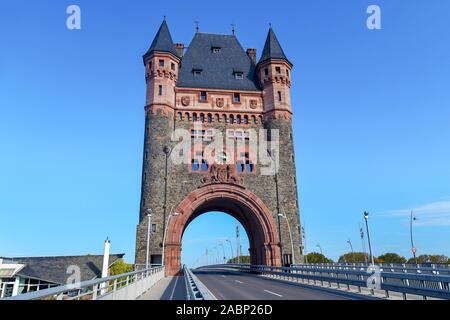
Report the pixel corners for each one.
[259,27,291,66]
[144,20,178,61]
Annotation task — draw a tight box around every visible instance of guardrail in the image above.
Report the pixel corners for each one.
[204,264,450,300]
[2,266,165,300]
[292,263,450,275]
[183,265,216,300]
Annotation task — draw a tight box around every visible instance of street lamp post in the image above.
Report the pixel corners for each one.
[410,210,418,264]
[162,206,179,267]
[213,247,220,264]
[347,239,355,263]
[226,239,234,263]
[359,224,368,263]
[278,214,295,265]
[302,226,308,263]
[364,211,375,265]
[316,244,323,256]
[219,243,226,263]
[145,209,152,269]
[269,150,283,265]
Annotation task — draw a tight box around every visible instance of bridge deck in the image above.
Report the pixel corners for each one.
[193,269,356,300]
[139,276,187,300]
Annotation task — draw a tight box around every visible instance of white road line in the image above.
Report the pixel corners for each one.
[169,276,180,300]
[264,290,283,297]
[221,275,227,278]
[235,280,243,284]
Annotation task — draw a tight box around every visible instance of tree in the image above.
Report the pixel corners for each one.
[376,253,407,264]
[109,259,134,276]
[227,256,251,264]
[407,254,449,264]
[305,252,333,263]
[338,252,368,263]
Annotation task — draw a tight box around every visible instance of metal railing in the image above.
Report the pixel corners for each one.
[292,263,450,275]
[203,264,450,300]
[2,266,165,300]
[183,265,216,300]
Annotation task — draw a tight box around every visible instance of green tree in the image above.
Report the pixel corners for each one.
[407,254,449,264]
[305,252,333,263]
[376,253,407,264]
[338,252,368,263]
[109,259,134,276]
[227,256,250,264]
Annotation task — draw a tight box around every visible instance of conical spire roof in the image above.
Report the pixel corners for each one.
[259,27,291,65]
[144,20,178,59]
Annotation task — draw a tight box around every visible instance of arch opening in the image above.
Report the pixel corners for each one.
[164,183,281,276]
[181,212,250,267]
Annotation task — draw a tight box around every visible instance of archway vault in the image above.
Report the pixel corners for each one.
[165,183,282,276]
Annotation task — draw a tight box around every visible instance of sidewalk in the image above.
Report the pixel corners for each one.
[139,276,187,300]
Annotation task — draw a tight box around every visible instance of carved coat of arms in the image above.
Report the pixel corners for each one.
[216,98,224,108]
[181,96,190,106]
[201,163,242,185]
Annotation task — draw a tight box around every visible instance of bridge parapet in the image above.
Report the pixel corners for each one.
[200,264,450,300]
[2,266,165,300]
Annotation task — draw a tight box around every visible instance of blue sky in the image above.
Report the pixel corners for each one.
[1,1,449,265]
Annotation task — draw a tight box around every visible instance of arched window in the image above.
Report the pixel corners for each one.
[237,115,242,124]
[185,112,190,121]
[251,116,256,124]
[230,115,235,124]
[193,113,198,122]
[222,114,227,123]
[191,159,200,171]
[207,114,212,123]
[178,112,182,121]
[244,115,249,124]
[200,113,205,123]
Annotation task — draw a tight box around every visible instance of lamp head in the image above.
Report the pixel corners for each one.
[364,211,369,219]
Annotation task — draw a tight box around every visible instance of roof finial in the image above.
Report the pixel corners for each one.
[195,19,200,33]
[231,23,236,35]
[269,23,272,29]
[163,15,166,21]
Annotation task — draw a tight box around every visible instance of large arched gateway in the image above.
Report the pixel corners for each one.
[164,175,281,275]
[135,20,303,275]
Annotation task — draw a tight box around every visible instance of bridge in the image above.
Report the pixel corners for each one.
[4,263,449,301]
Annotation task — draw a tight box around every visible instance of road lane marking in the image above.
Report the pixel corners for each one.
[170,276,180,300]
[221,275,227,278]
[235,280,243,284]
[264,290,283,297]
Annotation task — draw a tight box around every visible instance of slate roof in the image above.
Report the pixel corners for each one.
[259,27,292,66]
[177,33,261,91]
[1,254,124,284]
[144,20,178,59]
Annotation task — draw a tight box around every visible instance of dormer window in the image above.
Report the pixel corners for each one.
[212,46,221,54]
[233,93,241,103]
[275,66,281,74]
[200,91,207,102]
[159,59,165,67]
[234,72,244,80]
[192,68,203,77]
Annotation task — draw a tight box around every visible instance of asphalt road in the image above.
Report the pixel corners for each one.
[193,269,354,300]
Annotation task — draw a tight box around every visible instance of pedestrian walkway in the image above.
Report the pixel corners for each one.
[139,276,187,300]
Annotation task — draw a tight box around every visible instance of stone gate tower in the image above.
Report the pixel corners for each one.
[135,20,303,275]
